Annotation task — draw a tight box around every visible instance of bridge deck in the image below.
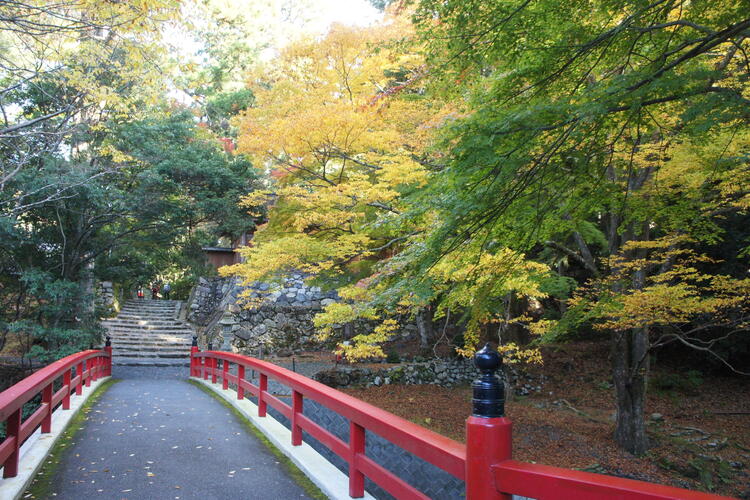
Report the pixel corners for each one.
[33,366,313,499]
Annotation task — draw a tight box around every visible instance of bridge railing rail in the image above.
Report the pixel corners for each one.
[191,345,730,500]
[191,348,464,499]
[0,343,111,478]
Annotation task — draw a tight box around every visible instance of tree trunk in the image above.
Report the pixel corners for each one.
[611,326,650,455]
[416,307,433,349]
[605,161,655,455]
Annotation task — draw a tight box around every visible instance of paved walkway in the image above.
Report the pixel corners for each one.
[42,367,313,499]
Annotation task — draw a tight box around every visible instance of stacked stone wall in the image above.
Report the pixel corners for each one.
[186,274,340,354]
[314,359,547,396]
[96,281,115,314]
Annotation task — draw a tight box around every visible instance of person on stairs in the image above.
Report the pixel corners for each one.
[137,286,144,299]
[151,283,159,300]
[163,282,171,300]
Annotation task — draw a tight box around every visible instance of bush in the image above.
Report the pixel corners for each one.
[651,369,704,394]
[385,350,401,363]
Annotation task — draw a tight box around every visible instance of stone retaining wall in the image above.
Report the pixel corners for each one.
[96,281,115,314]
[314,359,547,396]
[187,275,339,353]
[315,359,481,388]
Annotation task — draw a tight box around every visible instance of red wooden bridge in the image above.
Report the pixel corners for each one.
[0,341,734,499]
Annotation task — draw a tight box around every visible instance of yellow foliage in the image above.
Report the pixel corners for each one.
[334,320,400,361]
[572,235,750,333]
[224,10,551,364]
[221,10,446,360]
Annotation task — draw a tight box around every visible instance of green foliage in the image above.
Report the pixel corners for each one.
[385,350,401,363]
[651,370,704,395]
[3,270,104,362]
[0,98,258,360]
[206,89,255,131]
[369,0,395,11]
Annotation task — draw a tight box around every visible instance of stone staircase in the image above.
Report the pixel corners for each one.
[103,299,194,366]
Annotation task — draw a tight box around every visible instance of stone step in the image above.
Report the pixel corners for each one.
[121,303,177,307]
[104,325,193,332]
[112,357,190,367]
[109,335,193,343]
[120,304,177,309]
[116,314,176,318]
[107,331,193,337]
[120,307,175,310]
[103,323,191,330]
[106,316,181,322]
[117,310,177,315]
[111,341,192,348]
[111,350,189,358]
[106,333,194,339]
[109,328,190,333]
[122,303,178,307]
[106,320,188,324]
[124,298,179,301]
[104,321,191,327]
[111,316,177,320]
[106,299,190,365]
[108,332,191,337]
[107,321,186,326]
[110,336,193,342]
[111,344,191,350]
[118,310,176,314]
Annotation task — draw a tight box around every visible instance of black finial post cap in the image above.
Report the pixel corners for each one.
[192,336,198,347]
[208,341,213,351]
[105,336,111,347]
[472,343,505,418]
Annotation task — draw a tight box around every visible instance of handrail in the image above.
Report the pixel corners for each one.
[0,346,111,478]
[192,350,466,499]
[192,346,734,500]
[492,460,733,500]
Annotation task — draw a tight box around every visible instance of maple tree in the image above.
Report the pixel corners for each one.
[410,0,750,454]
[223,13,431,358]
[223,9,555,363]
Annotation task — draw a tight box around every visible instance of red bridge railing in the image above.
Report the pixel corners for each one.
[190,342,730,500]
[191,346,463,499]
[0,343,112,478]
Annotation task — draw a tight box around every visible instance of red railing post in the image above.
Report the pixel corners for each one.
[208,342,217,384]
[63,368,71,410]
[105,336,112,377]
[76,362,83,395]
[466,344,512,500]
[348,421,365,498]
[3,408,22,478]
[190,336,199,377]
[259,373,268,417]
[222,360,229,390]
[292,390,303,445]
[41,382,53,433]
[85,358,92,387]
[237,365,245,400]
